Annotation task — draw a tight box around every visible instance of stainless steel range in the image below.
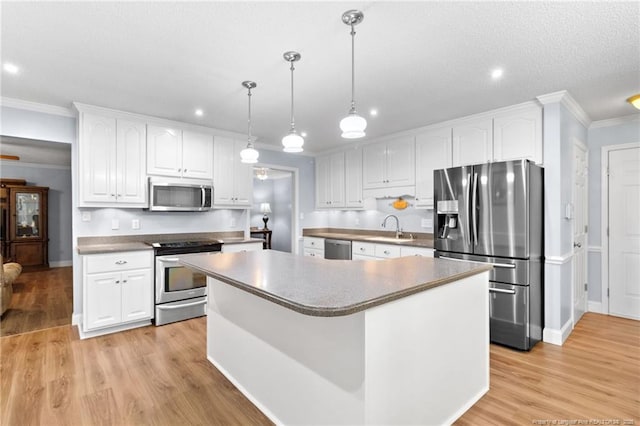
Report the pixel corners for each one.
[149,240,222,325]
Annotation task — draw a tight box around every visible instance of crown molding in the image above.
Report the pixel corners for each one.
[536,90,591,128]
[589,113,640,129]
[0,97,75,118]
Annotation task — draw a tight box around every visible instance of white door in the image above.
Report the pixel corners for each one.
[415,127,452,207]
[572,140,588,325]
[609,146,640,320]
[345,147,363,208]
[147,125,182,177]
[116,119,147,205]
[85,272,121,330]
[452,118,493,167]
[385,136,416,187]
[80,114,116,204]
[182,131,213,180]
[121,269,153,323]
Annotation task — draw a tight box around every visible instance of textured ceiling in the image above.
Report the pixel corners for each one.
[1,2,639,154]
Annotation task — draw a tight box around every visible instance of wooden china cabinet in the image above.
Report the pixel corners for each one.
[0,179,49,267]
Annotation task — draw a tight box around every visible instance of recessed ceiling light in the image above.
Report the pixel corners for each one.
[370,108,378,117]
[195,109,204,117]
[491,68,504,80]
[300,131,307,137]
[3,62,19,74]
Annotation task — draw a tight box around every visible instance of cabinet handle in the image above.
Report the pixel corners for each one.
[111,194,115,197]
[384,250,390,255]
[360,247,365,251]
[178,168,182,172]
[115,260,127,265]
[123,279,127,283]
[115,280,120,284]
[184,169,187,173]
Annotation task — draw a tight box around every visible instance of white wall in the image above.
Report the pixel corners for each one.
[586,116,640,308]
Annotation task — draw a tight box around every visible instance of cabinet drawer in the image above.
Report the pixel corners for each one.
[352,242,375,257]
[303,248,324,258]
[374,244,401,259]
[222,242,263,253]
[304,237,324,249]
[400,246,434,257]
[85,250,153,274]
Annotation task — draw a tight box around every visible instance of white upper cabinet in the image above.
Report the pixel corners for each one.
[415,127,452,208]
[452,118,493,167]
[147,126,213,180]
[213,137,252,207]
[79,113,147,207]
[493,104,543,164]
[363,136,415,189]
[147,125,182,177]
[345,147,363,208]
[182,131,214,179]
[316,152,345,208]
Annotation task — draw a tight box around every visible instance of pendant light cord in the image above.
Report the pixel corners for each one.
[350,24,356,113]
[290,61,296,131]
[247,88,253,146]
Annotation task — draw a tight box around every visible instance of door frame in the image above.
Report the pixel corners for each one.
[253,162,300,255]
[601,142,640,314]
[571,137,588,327]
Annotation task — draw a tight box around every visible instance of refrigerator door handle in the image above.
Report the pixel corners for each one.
[472,172,478,246]
[489,287,516,295]
[466,172,472,247]
[437,254,516,269]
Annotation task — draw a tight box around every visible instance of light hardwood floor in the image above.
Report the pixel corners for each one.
[0,267,73,336]
[1,313,638,425]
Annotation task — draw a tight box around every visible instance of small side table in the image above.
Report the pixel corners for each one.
[250,229,272,250]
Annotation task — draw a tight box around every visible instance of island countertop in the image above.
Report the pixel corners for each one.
[180,250,491,317]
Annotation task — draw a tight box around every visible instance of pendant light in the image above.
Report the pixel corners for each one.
[340,9,367,139]
[240,81,259,164]
[282,51,304,153]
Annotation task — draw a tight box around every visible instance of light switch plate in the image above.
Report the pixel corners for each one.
[132,219,140,230]
[111,219,119,230]
[81,211,91,222]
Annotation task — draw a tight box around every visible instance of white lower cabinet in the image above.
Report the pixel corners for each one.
[303,237,325,258]
[400,246,434,257]
[82,250,154,336]
[222,242,263,253]
[353,241,433,259]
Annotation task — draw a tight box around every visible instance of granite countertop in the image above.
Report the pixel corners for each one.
[180,250,490,317]
[303,228,434,248]
[76,231,258,255]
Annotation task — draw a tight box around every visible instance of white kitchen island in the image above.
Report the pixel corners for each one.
[180,250,491,425]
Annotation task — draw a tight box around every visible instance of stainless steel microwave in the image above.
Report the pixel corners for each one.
[148,178,213,211]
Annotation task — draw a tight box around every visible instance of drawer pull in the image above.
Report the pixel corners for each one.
[360,247,365,251]
[384,250,390,255]
[115,260,128,265]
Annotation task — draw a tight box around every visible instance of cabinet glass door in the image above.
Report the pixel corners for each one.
[15,192,41,238]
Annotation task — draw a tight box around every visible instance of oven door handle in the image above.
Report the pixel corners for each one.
[157,299,206,310]
[158,257,181,263]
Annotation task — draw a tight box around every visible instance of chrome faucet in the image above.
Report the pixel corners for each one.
[381,214,403,239]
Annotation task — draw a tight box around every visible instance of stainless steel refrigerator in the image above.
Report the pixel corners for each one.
[433,159,543,350]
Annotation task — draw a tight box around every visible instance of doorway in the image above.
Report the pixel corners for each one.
[252,165,298,253]
[604,144,640,320]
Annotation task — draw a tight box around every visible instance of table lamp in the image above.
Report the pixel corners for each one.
[260,203,272,229]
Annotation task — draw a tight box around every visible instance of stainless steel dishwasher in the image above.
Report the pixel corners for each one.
[324,239,352,260]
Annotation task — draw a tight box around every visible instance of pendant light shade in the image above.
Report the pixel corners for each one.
[240,81,259,164]
[340,10,366,139]
[282,51,304,153]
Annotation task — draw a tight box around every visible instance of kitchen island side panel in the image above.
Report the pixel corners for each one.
[206,271,489,425]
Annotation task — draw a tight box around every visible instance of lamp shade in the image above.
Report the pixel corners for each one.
[340,112,367,139]
[240,145,259,163]
[627,94,640,110]
[259,202,272,214]
[282,132,304,153]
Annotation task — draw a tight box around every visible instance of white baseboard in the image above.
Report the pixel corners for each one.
[71,313,82,326]
[542,318,573,346]
[50,260,73,268]
[77,319,152,340]
[588,301,604,314]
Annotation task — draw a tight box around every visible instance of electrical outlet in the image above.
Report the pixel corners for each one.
[300,212,305,220]
[81,211,91,222]
[111,219,119,230]
[132,219,140,230]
